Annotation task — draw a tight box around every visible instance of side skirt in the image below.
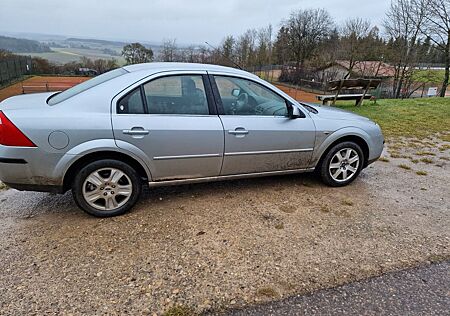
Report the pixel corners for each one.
[148,168,315,188]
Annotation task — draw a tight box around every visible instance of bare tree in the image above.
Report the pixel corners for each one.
[384,0,428,98]
[273,26,291,65]
[218,35,236,66]
[419,0,450,96]
[256,25,273,66]
[179,45,197,63]
[159,39,178,62]
[340,18,371,78]
[235,29,257,67]
[284,8,333,69]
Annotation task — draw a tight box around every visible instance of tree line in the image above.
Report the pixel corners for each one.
[123,0,449,98]
[1,0,448,98]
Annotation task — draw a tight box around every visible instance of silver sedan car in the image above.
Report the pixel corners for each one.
[0,63,384,217]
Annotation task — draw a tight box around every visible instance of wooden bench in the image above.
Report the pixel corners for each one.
[22,83,75,94]
[318,79,381,106]
[317,94,372,105]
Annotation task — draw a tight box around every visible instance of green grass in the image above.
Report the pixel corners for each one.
[420,157,434,164]
[334,98,450,139]
[399,164,412,170]
[256,287,279,297]
[163,305,195,316]
[412,69,445,84]
[341,199,354,206]
[275,223,285,230]
[416,151,436,156]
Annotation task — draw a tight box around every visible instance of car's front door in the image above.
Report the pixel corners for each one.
[112,72,224,181]
[211,75,316,175]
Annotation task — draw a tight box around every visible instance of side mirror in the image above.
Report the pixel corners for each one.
[287,102,304,119]
[231,88,241,97]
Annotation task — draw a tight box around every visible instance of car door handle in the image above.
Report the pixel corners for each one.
[228,130,249,135]
[123,128,149,136]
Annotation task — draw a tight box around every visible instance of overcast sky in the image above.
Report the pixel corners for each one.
[0,0,391,44]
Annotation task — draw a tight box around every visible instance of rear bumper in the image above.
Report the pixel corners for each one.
[3,182,63,193]
[0,145,64,192]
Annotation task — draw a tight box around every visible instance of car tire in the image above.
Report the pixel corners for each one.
[318,141,364,187]
[72,159,142,217]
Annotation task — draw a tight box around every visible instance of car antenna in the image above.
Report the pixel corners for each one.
[205,41,243,70]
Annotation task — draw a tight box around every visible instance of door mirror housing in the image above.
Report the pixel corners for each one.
[287,102,304,119]
[231,88,241,97]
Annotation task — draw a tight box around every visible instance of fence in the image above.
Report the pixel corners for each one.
[0,55,32,86]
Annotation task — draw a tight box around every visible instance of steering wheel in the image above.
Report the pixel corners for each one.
[235,93,249,111]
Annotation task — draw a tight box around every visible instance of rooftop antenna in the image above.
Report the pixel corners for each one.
[205,41,243,70]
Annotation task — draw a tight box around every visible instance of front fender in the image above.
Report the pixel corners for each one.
[53,139,153,182]
[310,127,373,167]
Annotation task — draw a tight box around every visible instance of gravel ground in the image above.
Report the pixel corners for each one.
[0,139,449,315]
[221,261,450,316]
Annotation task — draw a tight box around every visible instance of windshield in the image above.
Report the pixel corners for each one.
[47,68,128,105]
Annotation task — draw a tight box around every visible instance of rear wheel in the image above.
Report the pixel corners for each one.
[72,159,142,217]
[318,141,364,187]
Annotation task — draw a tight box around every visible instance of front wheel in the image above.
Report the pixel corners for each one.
[72,159,142,217]
[318,142,364,187]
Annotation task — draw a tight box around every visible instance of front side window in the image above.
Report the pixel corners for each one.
[214,76,288,116]
[143,75,209,115]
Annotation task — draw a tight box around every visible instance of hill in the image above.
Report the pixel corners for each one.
[66,37,129,47]
[0,36,51,53]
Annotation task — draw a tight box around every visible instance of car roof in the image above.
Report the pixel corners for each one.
[122,62,257,78]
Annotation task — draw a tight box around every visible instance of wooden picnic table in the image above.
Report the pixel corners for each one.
[322,79,381,106]
[317,94,372,105]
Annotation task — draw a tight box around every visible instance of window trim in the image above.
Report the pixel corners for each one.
[116,86,146,115]
[209,74,305,118]
[116,73,216,116]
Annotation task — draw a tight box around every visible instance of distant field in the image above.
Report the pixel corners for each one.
[17,47,126,65]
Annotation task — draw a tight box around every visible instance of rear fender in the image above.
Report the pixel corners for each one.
[53,139,153,181]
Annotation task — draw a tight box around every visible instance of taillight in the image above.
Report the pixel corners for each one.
[0,111,36,147]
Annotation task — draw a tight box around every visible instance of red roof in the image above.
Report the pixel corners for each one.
[335,60,396,78]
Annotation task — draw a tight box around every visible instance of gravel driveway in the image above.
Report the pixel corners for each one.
[0,140,449,315]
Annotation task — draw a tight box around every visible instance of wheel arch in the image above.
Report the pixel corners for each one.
[62,151,150,192]
[315,133,370,170]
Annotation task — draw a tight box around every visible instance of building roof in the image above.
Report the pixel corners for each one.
[330,60,396,78]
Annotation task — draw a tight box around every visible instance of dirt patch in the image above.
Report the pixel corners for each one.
[275,84,320,103]
[0,139,449,315]
[0,76,89,102]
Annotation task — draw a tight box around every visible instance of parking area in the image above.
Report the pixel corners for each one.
[0,138,449,315]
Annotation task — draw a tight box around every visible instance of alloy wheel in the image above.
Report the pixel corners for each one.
[82,168,133,211]
[328,148,360,182]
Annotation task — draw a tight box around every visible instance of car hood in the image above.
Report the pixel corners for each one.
[302,103,371,123]
[0,92,56,111]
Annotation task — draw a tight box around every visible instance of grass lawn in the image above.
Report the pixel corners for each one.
[412,69,445,84]
[333,98,450,140]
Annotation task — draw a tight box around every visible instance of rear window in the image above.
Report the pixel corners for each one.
[47,68,128,105]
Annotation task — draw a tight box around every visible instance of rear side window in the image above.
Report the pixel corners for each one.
[143,75,209,115]
[117,88,145,114]
[117,75,210,115]
[48,68,128,105]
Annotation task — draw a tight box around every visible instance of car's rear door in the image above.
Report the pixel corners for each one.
[112,71,224,181]
[210,74,316,175]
